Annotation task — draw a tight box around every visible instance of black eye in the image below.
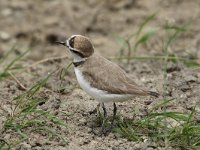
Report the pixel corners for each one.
[69,38,74,47]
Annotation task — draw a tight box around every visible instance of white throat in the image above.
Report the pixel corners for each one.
[70,51,86,63]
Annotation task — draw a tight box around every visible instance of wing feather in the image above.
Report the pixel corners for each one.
[79,53,149,96]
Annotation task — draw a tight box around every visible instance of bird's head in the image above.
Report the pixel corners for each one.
[57,35,94,61]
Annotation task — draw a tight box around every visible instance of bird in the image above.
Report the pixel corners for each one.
[57,35,159,131]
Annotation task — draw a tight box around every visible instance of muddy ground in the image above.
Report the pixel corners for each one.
[0,0,200,150]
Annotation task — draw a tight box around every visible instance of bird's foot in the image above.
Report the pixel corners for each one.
[89,108,97,115]
[89,103,100,115]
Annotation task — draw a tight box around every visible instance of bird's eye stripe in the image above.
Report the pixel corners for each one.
[71,50,85,58]
[69,38,74,47]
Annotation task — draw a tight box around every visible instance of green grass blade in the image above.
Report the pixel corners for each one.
[134,29,157,52]
[0,45,16,65]
[135,13,157,39]
[3,49,29,73]
[0,49,29,79]
[151,98,175,111]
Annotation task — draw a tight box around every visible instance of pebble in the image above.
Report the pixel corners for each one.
[184,74,196,82]
[1,8,12,16]
[21,142,32,149]
[87,127,92,133]
[134,141,149,150]
[4,134,11,140]
[79,118,87,125]
[0,31,11,41]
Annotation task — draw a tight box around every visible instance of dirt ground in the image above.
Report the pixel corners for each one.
[0,0,200,150]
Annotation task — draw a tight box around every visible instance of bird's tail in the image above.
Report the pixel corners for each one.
[147,91,159,97]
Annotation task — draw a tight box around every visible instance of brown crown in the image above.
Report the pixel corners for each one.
[69,35,94,58]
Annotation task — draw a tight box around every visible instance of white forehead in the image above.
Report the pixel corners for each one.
[66,35,89,47]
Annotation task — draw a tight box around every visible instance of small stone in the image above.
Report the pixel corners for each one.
[185,74,196,83]
[1,8,12,16]
[114,132,123,138]
[0,31,11,41]
[4,134,11,140]
[79,118,87,125]
[134,143,142,149]
[87,127,92,133]
[21,142,31,149]
[134,141,148,150]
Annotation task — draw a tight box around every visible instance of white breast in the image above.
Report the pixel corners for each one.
[74,68,132,103]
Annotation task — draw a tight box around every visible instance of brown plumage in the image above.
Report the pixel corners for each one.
[57,35,159,132]
[77,52,159,97]
[71,36,94,58]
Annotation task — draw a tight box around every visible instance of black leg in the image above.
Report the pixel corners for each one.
[101,103,108,133]
[109,102,117,131]
[102,103,107,118]
[93,103,118,135]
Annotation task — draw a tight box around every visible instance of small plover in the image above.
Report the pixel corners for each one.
[57,35,159,130]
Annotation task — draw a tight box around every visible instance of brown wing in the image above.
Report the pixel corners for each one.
[79,53,150,96]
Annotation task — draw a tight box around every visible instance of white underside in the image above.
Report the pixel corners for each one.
[74,68,133,103]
